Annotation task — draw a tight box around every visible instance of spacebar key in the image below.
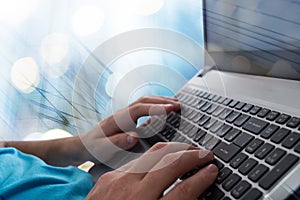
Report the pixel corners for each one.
[213,142,241,162]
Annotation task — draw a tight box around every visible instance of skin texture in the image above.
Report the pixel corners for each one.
[86,143,218,200]
[3,96,218,199]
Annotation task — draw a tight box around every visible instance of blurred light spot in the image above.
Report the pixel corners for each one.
[105,72,123,97]
[10,57,40,93]
[128,0,164,16]
[72,5,105,37]
[24,129,72,141]
[232,55,251,72]
[40,33,70,65]
[41,129,72,140]
[0,0,38,25]
[270,60,297,78]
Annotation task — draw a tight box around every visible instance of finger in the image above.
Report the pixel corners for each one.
[101,103,180,136]
[142,150,214,197]
[109,132,139,150]
[89,132,139,163]
[119,142,200,175]
[130,96,179,106]
[162,164,218,200]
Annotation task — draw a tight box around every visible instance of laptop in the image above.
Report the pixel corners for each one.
[93,0,300,199]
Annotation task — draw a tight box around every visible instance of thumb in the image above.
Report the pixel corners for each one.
[108,132,139,150]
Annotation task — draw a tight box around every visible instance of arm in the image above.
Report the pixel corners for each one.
[3,96,181,167]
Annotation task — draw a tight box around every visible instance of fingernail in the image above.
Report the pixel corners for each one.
[127,135,133,145]
[164,104,174,107]
[206,164,218,173]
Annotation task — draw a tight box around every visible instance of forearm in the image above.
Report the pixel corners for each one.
[3,136,90,167]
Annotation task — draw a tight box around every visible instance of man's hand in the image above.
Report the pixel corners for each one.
[86,142,218,200]
[3,96,180,167]
[79,96,181,164]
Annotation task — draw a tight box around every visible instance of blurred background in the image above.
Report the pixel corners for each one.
[0,0,204,140]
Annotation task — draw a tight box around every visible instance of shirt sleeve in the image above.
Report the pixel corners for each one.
[0,148,93,200]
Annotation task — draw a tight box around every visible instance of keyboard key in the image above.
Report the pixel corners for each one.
[266,111,280,121]
[255,143,275,159]
[198,115,210,126]
[217,167,232,184]
[233,132,254,148]
[295,142,300,154]
[243,117,269,134]
[186,126,199,138]
[208,94,216,101]
[212,158,224,170]
[275,114,291,125]
[265,148,286,165]
[249,106,261,115]
[230,152,248,169]
[248,164,269,182]
[231,180,251,199]
[201,185,225,200]
[193,129,206,142]
[257,108,270,118]
[196,100,206,110]
[217,97,226,104]
[261,124,280,139]
[199,133,214,146]
[241,188,263,200]
[213,142,241,162]
[226,111,241,123]
[259,154,299,190]
[229,100,239,108]
[287,117,300,128]
[282,132,300,149]
[234,114,250,127]
[209,121,223,133]
[206,104,218,115]
[219,108,232,120]
[224,128,241,142]
[242,104,253,112]
[201,102,212,112]
[212,106,225,117]
[222,98,232,106]
[215,124,231,137]
[270,128,291,144]
[238,158,258,175]
[235,102,246,110]
[203,119,217,130]
[246,138,264,154]
[204,137,220,150]
[212,95,220,102]
[222,174,241,191]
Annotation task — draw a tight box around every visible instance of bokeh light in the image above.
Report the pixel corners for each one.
[0,0,38,25]
[128,0,164,16]
[40,33,70,66]
[72,5,105,37]
[10,57,40,93]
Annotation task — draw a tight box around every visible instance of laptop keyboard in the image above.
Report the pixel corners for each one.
[139,86,300,200]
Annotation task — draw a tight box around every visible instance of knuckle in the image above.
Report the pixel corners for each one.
[177,182,192,196]
[162,153,181,168]
[151,142,167,151]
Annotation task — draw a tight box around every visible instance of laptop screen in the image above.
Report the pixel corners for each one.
[203,0,300,80]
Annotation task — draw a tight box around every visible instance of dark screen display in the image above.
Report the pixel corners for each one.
[204,0,300,80]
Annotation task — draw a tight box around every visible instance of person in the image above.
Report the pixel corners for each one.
[0,96,218,199]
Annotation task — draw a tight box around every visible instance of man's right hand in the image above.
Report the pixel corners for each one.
[86,142,218,200]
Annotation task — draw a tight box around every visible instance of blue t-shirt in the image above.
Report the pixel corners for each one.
[0,148,93,200]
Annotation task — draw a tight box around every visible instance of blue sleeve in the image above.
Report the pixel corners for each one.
[0,148,93,200]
